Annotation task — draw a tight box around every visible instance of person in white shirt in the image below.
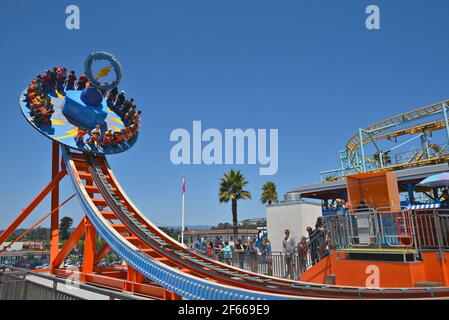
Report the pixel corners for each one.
[282,229,296,279]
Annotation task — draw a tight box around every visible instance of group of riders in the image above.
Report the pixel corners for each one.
[25,67,141,150]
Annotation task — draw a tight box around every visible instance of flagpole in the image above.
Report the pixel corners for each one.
[181,175,185,246]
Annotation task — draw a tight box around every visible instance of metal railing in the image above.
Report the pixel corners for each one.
[0,270,81,300]
[324,208,449,260]
[325,209,417,252]
[0,252,50,270]
[204,234,329,280]
[411,209,449,260]
[0,264,145,300]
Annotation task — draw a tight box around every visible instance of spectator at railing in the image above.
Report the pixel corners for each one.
[247,239,258,273]
[222,241,232,265]
[193,236,207,255]
[282,229,296,279]
[313,217,327,264]
[261,237,273,276]
[315,216,323,230]
[206,241,214,258]
[318,229,329,258]
[234,239,245,269]
[440,189,449,209]
[335,199,345,210]
[214,238,224,262]
[297,236,308,274]
[307,226,318,265]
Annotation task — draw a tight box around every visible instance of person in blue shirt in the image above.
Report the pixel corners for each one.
[222,241,232,265]
[193,236,207,255]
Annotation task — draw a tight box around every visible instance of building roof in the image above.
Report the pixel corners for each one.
[184,229,259,236]
[286,163,449,200]
[0,242,24,252]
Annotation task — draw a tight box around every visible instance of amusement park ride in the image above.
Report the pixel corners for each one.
[321,99,449,182]
[1,52,449,300]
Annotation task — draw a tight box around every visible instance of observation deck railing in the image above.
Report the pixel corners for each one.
[202,233,328,281]
[0,264,144,300]
[324,208,449,261]
[0,251,50,270]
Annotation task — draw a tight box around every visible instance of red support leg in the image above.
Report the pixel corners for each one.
[51,218,86,269]
[82,217,96,275]
[50,142,60,270]
[163,289,182,300]
[171,292,182,300]
[127,265,146,283]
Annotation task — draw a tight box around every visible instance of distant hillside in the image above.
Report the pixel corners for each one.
[0,228,23,235]
[0,224,214,241]
[0,227,49,241]
[157,225,213,231]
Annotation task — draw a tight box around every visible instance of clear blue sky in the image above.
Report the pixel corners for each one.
[1,0,449,228]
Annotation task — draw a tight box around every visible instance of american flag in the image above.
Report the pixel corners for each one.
[182,175,186,193]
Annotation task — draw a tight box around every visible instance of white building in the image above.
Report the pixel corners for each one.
[266,199,322,252]
[0,242,25,252]
[182,229,259,247]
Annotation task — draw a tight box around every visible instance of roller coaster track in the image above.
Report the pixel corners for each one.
[61,146,449,299]
[346,100,449,163]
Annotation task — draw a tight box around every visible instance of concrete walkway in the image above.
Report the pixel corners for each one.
[25,273,149,300]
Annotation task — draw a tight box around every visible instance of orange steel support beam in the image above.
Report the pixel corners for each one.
[0,169,66,245]
[51,218,86,269]
[163,289,182,300]
[50,142,60,270]
[0,194,76,255]
[82,218,96,275]
[127,265,146,283]
[94,243,111,266]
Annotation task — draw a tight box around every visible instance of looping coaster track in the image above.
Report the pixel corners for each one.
[322,99,449,181]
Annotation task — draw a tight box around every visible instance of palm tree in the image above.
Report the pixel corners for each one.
[260,181,278,206]
[219,170,252,240]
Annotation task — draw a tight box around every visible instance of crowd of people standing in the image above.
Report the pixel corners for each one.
[188,217,329,280]
[192,235,273,275]
[322,198,349,211]
[282,216,329,279]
